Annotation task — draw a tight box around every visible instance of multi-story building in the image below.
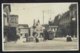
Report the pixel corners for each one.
[53,4,77,37]
[3,4,11,42]
[3,4,19,42]
[8,15,19,41]
[53,14,61,26]
[58,11,71,37]
[69,4,77,37]
[9,15,18,27]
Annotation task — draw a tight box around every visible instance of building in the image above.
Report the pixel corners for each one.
[58,11,71,37]
[69,4,77,37]
[9,15,18,27]
[8,15,19,41]
[59,4,77,37]
[3,4,19,42]
[53,14,61,26]
[53,4,77,37]
[17,24,30,42]
[3,4,11,42]
[59,11,70,26]
[3,4,11,26]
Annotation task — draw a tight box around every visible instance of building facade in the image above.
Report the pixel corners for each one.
[69,4,77,37]
[3,4,11,42]
[9,15,18,27]
[3,4,19,42]
[58,11,71,37]
[8,15,18,41]
[52,4,77,37]
[17,24,30,42]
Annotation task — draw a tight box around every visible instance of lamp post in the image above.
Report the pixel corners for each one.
[43,10,44,25]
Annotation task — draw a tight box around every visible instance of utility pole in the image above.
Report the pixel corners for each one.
[50,10,51,19]
[49,10,52,19]
[43,10,44,25]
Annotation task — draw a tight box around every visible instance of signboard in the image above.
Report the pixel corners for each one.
[20,28,29,34]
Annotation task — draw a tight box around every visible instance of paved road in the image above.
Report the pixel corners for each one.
[3,37,78,51]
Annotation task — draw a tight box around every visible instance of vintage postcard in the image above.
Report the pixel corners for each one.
[2,2,79,51]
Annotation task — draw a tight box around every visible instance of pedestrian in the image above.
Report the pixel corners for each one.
[66,35,72,42]
[43,29,48,41]
[25,33,29,42]
[35,37,39,43]
[34,33,39,43]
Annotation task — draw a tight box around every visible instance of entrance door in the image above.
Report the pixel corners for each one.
[8,27,17,41]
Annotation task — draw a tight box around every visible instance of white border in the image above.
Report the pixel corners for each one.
[2,3,4,51]
[77,2,79,50]
[2,2,79,52]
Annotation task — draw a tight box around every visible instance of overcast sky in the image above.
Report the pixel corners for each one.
[10,3,76,27]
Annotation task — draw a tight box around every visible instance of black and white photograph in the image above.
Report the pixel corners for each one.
[2,2,79,51]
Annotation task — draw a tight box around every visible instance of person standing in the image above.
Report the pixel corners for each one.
[34,33,39,43]
[43,28,48,41]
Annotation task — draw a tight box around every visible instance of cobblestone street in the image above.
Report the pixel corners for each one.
[3,37,78,51]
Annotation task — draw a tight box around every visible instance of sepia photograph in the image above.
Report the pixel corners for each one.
[2,2,79,51]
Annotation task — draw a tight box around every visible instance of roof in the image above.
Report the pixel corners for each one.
[18,24,29,27]
[10,15,18,17]
[60,11,70,20]
[69,4,77,10]
[42,24,49,27]
[3,4,11,12]
[49,26,58,28]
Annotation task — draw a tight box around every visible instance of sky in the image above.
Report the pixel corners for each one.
[10,3,76,27]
